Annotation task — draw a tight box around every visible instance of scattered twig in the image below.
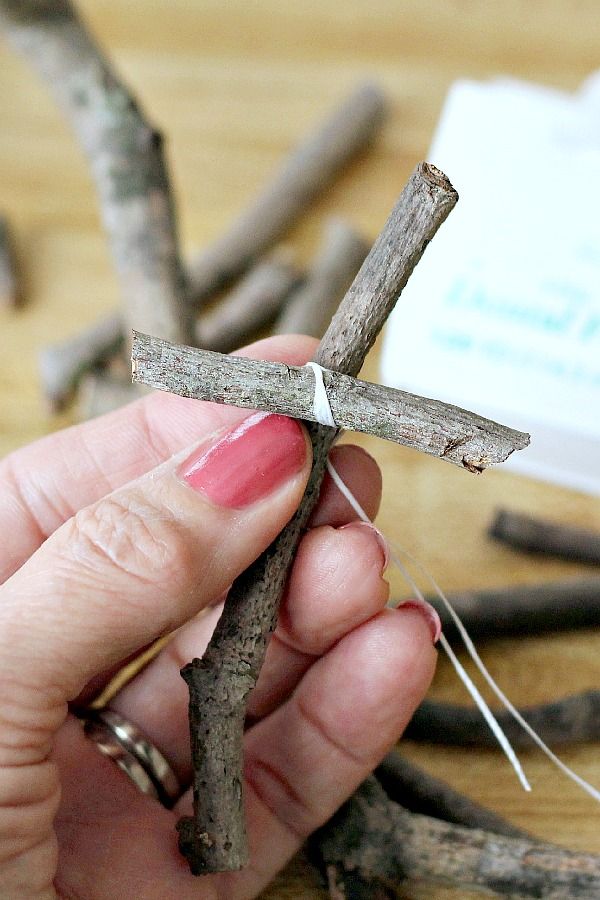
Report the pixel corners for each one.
[132,335,528,473]
[174,163,459,874]
[421,576,600,640]
[186,84,387,305]
[77,369,144,420]
[0,0,193,345]
[405,691,600,748]
[375,751,528,838]
[39,312,123,411]
[0,213,19,308]
[195,253,301,352]
[312,775,600,898]
[490,508,600,565]
[274,217,369,337]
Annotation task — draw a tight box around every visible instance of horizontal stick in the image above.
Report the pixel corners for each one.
[0,214,19,308]
[132,333,529,472]
[187,84,387,304]
[490,508,600,565]
[195,254,300,352]
[375,751,527,838]
[422,576,600,640]
[274,217,369,338]
[313,776,600,898]
[404,691,600,748]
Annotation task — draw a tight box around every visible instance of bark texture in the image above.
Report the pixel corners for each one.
[0,0,192,344]
[186,84,387,304]
[132,334,529,472]
[175,163,459,874]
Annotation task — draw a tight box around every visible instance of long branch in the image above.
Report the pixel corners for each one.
[405,691,600,748]
[0,0,192,344]
[175,163,459,874]
[490,509,600,565]
[313,776,600,898]
[186,84,387,304]
[132,335,528,472]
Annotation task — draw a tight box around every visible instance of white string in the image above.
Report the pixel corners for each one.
[305,362,600,803]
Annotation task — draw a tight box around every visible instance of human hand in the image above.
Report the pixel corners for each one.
[0,335,437,899]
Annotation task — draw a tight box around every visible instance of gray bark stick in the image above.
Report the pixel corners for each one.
[405,691,600,748]
[490,509,600,565]
[421,576,600,641]
[0,214,19,308]
[274,217,370,337]
[0,0,192,345]
[375,751,528,838]
[314,776,600,898]
[186,84,387,305]
[132,334,529,472]
[77,369,145,420]
[195,253,301,352]
[174,163,459,874]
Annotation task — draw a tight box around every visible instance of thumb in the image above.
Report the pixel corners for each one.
[0,412,311,705]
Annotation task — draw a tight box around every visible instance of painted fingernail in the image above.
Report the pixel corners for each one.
[179,412,307,508]
[399,598,442,644]
[339,521,390,572]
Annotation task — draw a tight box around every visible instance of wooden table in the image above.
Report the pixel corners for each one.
[1,2,599,896]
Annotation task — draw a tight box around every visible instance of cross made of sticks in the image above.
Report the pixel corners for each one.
[131,163,530,876]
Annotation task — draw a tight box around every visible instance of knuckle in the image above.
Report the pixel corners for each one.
[67,491,189,589]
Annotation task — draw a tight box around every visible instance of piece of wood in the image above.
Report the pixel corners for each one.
[77,369,144,419]
[490,509,600,565]
[405,691,600,748]
[196,253,301,352]
[421,576,600,641]
[0,214,19,308]
[186,84,387,305]
[175,162,459,874]
[39,312,123,411]
[313,775,600,898]
[0,0,193,345]
[132,334,529,472]
[375,751,528,838]
[274,217,369,337]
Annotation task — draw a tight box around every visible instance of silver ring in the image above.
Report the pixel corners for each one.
[83,709,181,808]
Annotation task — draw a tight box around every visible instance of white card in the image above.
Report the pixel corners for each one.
[380,75,600,495]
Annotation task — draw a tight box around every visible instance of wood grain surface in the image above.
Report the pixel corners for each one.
[1,2,599,897]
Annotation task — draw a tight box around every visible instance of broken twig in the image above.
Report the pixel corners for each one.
[187,84,387,304]
[274,217,369,337]
[405,691,600,748]
[490,508,600,565]
[0,0,192,344]
[313,775,600,898]
[422,576,600,640]
[0,214,19,308]
[132,335,529,472]
[174,163,459,874]
[195,254,300,352]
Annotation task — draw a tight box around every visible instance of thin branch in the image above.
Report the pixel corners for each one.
[186,84,387,304]
[0,0,192,344]
[490,508,600,565]
[195,254,301,352]
[405,691,600,748]
[0,214,20,308]
[175,163,459,874]
[132,335,528,472]
[77,369,145,420]
[375,751,528,838]
[421,577,600,641]
[274,217,369,337]
[313,776,600,899]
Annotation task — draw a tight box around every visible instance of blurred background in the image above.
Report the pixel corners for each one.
[1,3,599,897]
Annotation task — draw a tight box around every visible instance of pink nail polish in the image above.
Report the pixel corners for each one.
[339,521,390,572]
[399,598,442,644]
[178,412,307,509]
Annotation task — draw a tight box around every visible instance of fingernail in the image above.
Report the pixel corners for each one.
[339,521,390,572]
[399,598,442,644]
[179,412,307,508]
